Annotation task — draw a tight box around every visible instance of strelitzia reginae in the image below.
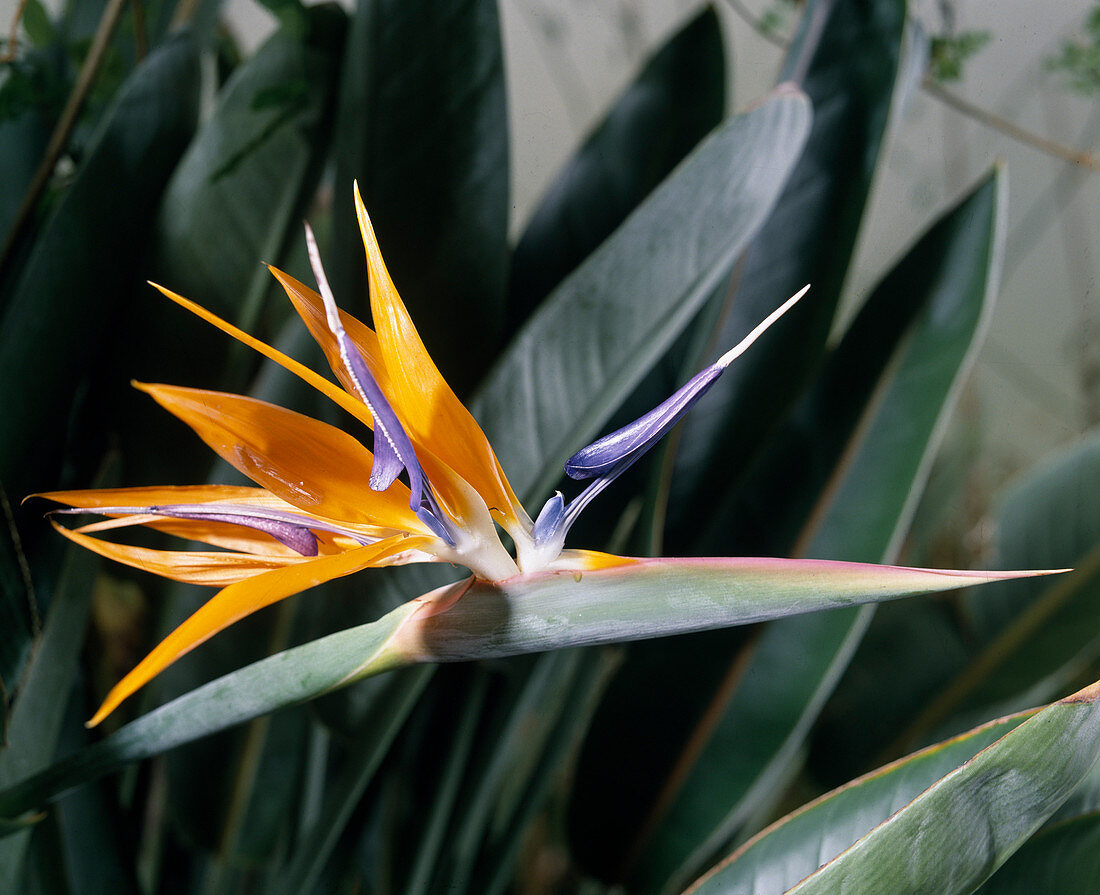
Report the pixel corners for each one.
[40,185,1056,727]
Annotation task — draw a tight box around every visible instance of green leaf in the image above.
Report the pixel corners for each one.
[975,812,1100,895]
[685,711,1031,894]
[0,561,1052,822]
[667,0,907,545]
[144,8,344,411]
[587,168,1008,892]
[507,6,725,330]
[0,542,97,888]
[474,86,812,507]
[0,594,420,825]
[777,683,1100,894]
[330,0,511,393]
[0,32,199,692]
[887,432,1100,752]
[274,667,432,895]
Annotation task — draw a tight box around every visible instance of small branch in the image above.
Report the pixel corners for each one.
[923,78,1100,174]
[722,0,790,49]
[132,0,147,61]
[0,0,130,277]
[1,0,30,63]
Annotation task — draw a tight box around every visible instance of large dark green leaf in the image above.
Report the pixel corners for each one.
[775,683,1100,894]
[667,0,907,544]
[0,543,96,889]
[975,813,1100,895]
[686,711,1030,894]
[0,33,199,695]
[152,7,344,329]
[506,7,725,331]
[119,9,344,491]
[688,681,1100,895]
[0,559,1049,824]
[607,169,1006,893]
[330,0,510,393]
[884,432,1100,754]
[474,87,811,507]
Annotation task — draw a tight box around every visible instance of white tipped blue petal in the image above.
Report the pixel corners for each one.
[532,492,566,544]
[304,223,427,511]
[565,365,725,481]
[552,286,810,549]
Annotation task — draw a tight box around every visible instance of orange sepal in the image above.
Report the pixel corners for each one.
[352,184,527,528]
[149,283,378,433]
[52,520,299,585]
[35,484,276,510]
[135,383,426,533]
[87,534,431,726]
[268,266,392,403]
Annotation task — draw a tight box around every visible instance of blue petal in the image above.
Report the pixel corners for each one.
[305,224,426,511]
[532,492,566,544]
[565,365,723,481]
[565,285,810,482]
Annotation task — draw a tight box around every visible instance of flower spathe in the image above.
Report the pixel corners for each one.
[41,184,807,727]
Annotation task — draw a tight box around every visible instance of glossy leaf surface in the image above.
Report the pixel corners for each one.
[604,168,1007,892]
[0,560,1052,823]
[0,34,199,691]
[475,86,812,506]
[331,0,510,391]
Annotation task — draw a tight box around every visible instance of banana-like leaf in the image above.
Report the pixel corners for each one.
[886,431,1100,754]
[152,8,345,329]
[688,681,1100,894]
[975,812,1100,894]
[507,6,725,330]
[330,0,510,393]
[666,0,906,538]
[123,11,345,491]
[685,711,1031,894]
[0,33,199,693]
[0,560,1057,823]
[0,542,96,888]
[588,168,1007,892]
[475,86,812,505]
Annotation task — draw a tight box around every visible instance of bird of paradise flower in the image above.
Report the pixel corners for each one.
[39,185,1058,728]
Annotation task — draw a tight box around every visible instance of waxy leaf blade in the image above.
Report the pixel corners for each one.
[476,86,812,506]
[331,0,510,392]
[667,0,907,540]
[597,167,1008,893]
[685,712,1031,895]
[782,684,1100,894]
[0,561,1055,822]
[0,33,199,692]
[975,813,1100,895]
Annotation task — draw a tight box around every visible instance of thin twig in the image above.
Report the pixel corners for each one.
[1,0,30,63]
[0,0,130,278]
[923,78,1100,173]
[722,0,789,49]
[132,0,147,61]
[723,0,1100,176]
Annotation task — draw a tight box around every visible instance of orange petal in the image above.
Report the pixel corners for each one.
[268,266,393,402]
[35,484,277,509]
[149,283,378,433]
[270,265,502,535]
[87,534,431,726]
[352,184,527,529]
[135,383,426,533]
[52,520,299,585]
